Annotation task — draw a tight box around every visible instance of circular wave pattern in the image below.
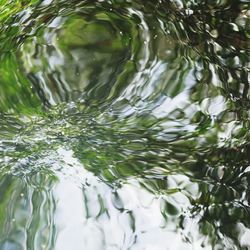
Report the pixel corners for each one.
[0,0,249,249]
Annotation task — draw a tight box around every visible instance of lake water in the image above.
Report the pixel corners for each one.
[0,0,249,249]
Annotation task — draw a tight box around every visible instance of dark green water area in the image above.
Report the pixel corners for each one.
[0,0,249,249]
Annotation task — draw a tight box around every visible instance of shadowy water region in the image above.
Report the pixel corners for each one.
[0,0,249,249]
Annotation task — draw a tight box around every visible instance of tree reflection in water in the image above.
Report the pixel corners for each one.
[0,0,249,249]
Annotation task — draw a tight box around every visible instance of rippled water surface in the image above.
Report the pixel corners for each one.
[0,0,249,249]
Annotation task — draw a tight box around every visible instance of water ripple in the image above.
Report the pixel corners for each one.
[0,0,249,249]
